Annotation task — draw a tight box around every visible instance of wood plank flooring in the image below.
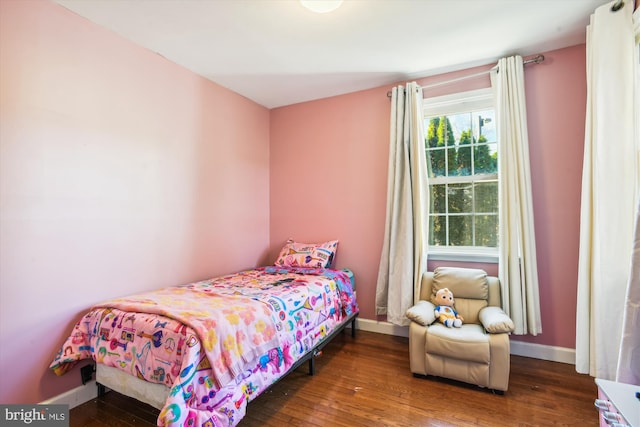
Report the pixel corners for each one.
[70,330,598,426]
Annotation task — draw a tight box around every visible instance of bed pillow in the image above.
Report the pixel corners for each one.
[274,239,338,268]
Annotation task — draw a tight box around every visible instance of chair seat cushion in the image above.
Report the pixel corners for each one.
[425,323,490,364]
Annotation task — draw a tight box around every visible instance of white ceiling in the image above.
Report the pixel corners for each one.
[54,0,611,109]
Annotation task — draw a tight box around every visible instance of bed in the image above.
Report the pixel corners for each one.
[50,240,358,426]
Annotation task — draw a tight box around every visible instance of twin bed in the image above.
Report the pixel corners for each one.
[51,240,358,426]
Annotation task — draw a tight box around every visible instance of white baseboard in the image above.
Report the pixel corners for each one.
[350,317,409,338]
[509,340,575,364]
[40,380,99,409]
[352,318,576,364]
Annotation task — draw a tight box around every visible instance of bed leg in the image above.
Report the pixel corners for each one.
[97,382,106,397]
[351,318,357,338]
[308,355,315,376]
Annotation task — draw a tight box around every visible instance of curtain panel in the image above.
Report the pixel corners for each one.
[617,199,640,385]
[576,0,637,380]
[375,82,429,326]
[491,56,542,336]
[615,5,640,386]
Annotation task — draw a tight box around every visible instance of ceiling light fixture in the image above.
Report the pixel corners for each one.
[300,0,343,14]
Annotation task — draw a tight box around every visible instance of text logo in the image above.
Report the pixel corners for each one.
[1,405,68,426]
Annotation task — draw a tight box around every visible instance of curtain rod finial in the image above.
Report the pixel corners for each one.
[611,0,624,12]
[527,54,545,65]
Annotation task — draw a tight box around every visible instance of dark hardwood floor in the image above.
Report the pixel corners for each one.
[70,330,598,426]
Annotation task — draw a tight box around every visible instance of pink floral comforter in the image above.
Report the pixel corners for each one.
[50,267,358,426]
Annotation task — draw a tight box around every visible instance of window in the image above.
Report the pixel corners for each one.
[423,88,498,260]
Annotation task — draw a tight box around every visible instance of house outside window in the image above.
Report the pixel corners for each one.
[423,88,498,262]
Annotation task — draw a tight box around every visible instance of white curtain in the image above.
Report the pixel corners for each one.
[616,6,640,386]
[375,82,429,326]
[490,56,542,336]
[617,200,640,385]
[576,0,636,380]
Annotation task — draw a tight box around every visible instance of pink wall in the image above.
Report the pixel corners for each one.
[269,87,390,315]
[518,46,587,348]
[270,46,586,350]
[0,0,270,404]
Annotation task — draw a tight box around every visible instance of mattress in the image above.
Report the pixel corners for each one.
[96,363,167,410]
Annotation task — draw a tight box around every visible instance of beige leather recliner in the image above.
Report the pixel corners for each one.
[407,267,515,393]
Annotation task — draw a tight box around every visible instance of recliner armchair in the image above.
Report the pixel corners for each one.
[407,267,514,393]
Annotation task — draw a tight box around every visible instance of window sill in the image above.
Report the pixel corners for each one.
[428,249,498,264]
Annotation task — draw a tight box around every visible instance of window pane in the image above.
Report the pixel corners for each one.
[431,184,446,214]
[449,215,472,246]
[472,110,496,143]
[429,215,447,246]
[438,116,455,147]
[474,143,498,174]
[474,214,498,247]
[456,142,472,176]
[448,183,472,213]
[449,113,472,176]
[451,113,472,142]
[428,148,446,177]
[446,146,457,176]
[425,117,441,148]
[474,182,498,213]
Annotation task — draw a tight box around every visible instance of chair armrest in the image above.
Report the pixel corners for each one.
[478,306,514,333]
[406,300,437,326]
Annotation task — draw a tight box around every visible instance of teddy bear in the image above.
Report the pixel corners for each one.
[433,287,463,328]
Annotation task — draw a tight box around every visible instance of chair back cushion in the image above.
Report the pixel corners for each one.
[431,267,488,299]
[429,267,490,325]
[451,299,488,325]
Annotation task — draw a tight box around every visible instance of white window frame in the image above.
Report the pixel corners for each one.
[423,88,499,263]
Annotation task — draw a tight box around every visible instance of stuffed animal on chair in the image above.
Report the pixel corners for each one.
[434,287,463,328]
